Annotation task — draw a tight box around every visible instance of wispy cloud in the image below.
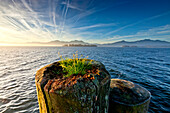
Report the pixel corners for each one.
[74,23,116,30]
[0,0,58,43]
[106,25,170,41]
[104,11,170,36]
[68,8,96,25]
[61,1,83,11]
[67,1,127,25]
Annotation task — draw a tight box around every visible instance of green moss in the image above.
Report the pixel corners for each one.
[49,92,83,113]
[36,83,48,113]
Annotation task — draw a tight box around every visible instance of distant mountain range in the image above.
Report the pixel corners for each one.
[100,39,170,48]
[27,40,88,46]
[27,39,170,48]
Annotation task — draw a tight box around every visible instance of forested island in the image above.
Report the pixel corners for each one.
[63,44,97,47]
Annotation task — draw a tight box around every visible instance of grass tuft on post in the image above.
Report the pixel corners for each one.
[58,51,93,77]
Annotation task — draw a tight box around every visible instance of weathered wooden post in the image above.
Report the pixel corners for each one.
[35,60,111,113]
[109,79,151,113]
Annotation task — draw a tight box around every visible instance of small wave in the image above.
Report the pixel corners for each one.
[147,57,164,62]
[0,98,10,104]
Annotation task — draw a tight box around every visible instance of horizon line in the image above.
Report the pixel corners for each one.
[0,38,170,45]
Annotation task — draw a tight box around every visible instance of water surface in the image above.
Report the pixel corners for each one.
[0,47,169,113]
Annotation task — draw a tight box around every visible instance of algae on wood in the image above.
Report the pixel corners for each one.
[35,60,111,113]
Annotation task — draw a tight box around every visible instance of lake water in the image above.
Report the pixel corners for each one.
[0,47,169,113]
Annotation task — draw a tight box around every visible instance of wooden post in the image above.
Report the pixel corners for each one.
[109,79,151,113]
[35,60,111,113]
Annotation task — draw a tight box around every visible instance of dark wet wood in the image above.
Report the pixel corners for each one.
[109,79,151,113]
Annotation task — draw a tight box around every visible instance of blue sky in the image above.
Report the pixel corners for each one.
[0,0,170,44]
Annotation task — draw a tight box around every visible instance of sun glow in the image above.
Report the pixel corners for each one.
[0,43,16,46]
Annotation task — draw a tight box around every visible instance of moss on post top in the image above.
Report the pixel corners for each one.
[110,79,151,106]
[36,59,110,94]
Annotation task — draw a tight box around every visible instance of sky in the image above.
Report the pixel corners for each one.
[0,0,170,45]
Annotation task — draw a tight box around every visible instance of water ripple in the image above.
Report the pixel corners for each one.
[0,47,169,112]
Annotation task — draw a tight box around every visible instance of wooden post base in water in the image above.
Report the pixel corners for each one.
[35,60,111,113]
[109,79,151,113]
